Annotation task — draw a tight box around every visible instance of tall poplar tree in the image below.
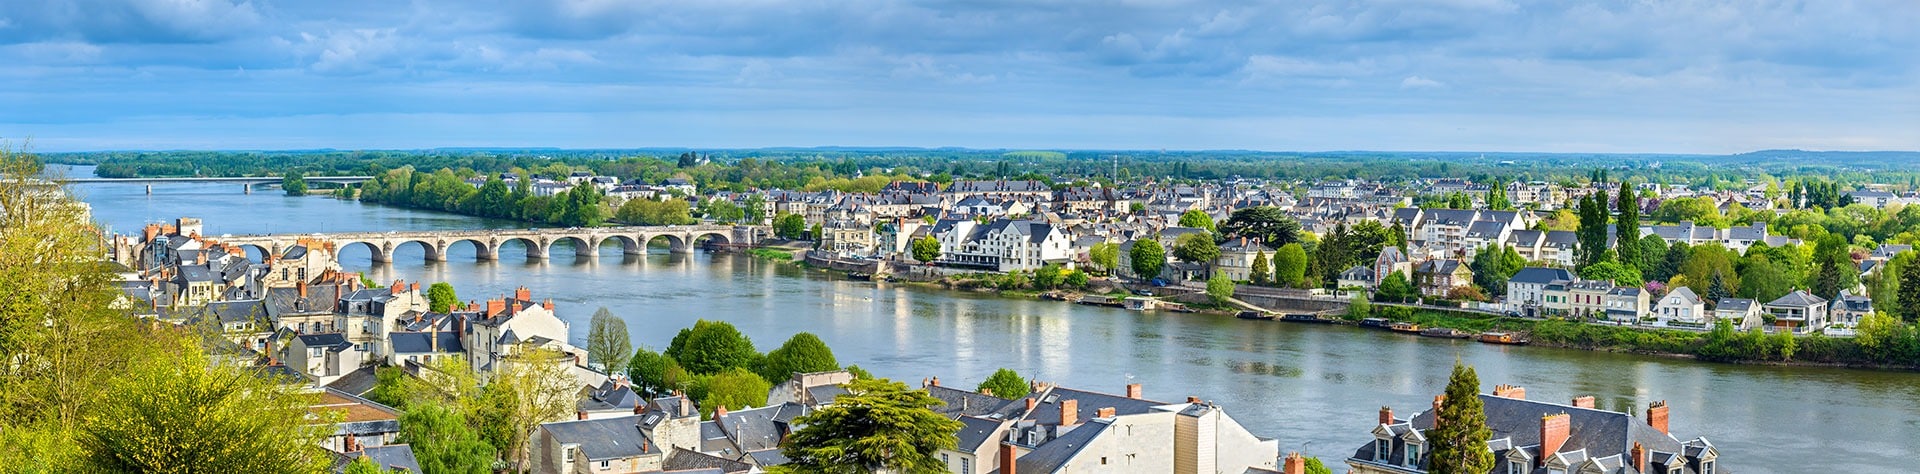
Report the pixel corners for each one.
[1426,361,1493,474]
[1615,185,1642,272]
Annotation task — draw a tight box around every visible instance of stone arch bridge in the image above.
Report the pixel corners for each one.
[218,225,765,263]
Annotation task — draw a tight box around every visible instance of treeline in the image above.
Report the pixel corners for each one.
[357,167,607,227]
[621,320,862,418]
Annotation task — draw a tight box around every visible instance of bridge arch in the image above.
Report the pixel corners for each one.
[642,234,687,253]
[596,234,643,256]
[690,231,732,249]
[551,235,595,258]
[336,240,391,264]
[493,237,547,260]
[438,238,494,261]
[236,243,273,262]
[391,240,438,262]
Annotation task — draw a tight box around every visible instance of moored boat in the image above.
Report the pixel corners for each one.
[1237,310,1275,320]
[1420,327,1473,339]
[1389,322,1422,333]
[1478,331,1530,345]
[1359,318,1393,329]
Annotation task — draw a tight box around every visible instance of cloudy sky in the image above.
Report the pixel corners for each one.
[3,0,1916,153]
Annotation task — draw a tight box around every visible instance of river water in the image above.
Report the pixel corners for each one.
[60,166,1920,473]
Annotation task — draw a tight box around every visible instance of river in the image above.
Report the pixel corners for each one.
[58,166,1920,473]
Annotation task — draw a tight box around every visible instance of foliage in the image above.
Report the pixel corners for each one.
[775,213,809,240]
[344,456,391,474]
[1376,272,1417,303]
[702,368,773,419]
[427,282,459,313]
[910,236,941,262]
[1653,196,1727,227]
[1274,243,1308,288]
[1902,253,1920,323]
[1173,233,1220,264]
[844,365,875,380]
[484,347,582,470]
[1347,291,1371,320]
[698,198,747,224]
[282,172,308,196]
[1088,242,1120,273]
[1616,185,1642,272]
[1033,264,1066,290]
[976,368,1030,399]
[1063,269,1090,288]
[1207,273,1237,305]
[615,198,695,225]
[781,378,965,473]
[364,366,411,409]
[666,320,760,375]
[761,333,840,384]
[1575,188,1611,268]
[81,344,332,473]
[1250,250,1272,286]
[1129,238,1166,279]
[1470,243,1525,297]
[1219,206,1301,249]
[626,347,680,397]
[1678,244,1739,299]
[1810,233,1857,298]
[396,403,497,474]
[1305,457,1335,474]
[587,307,633,373]
[1178,209,1216,232]
[1425,361,1494,474]
[1578,260,1644,287]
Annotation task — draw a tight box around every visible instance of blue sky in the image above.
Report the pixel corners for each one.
[3,0,1916,153]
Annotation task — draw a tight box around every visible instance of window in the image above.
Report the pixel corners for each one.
[1405,443,1421,466]
[941,454,949,465]
[1702,461,1714,474]
[599,461,609,469]
[1669,467,1680,474]
[563,447,575,463]
[1510,461,1525,474]
[961,458,972,474]
[1375,439,1390,461]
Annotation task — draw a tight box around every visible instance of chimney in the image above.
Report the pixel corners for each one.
[1572,396,1595,408]
[634,404,647,415]
[1283,452,1306,474]
[1631,442,1647,473]
[1432,395,1446,423]
[1540,413,1571,465]
[487,298,505,316]
[679,398,691,417]
[577,410,588,420]
[1059,399,1078,426]
[998,443,1018,474]
[542,299,554,311]
[1025,397,1037,412]
[430,322,440,352]
[1647,401,1669,434]
[515,286,532,302]
[1493,384,1526,400]
[390,281,402,296]
[410,282,420,293]
[1096,407,1116,419]
[344,434,361,453]
[716,405,729,420]
[929,376,940,387]
[297,281,308,299]
[1187,396,1201,404]
[1378,406,1395,425]
[1125,383,1142,399]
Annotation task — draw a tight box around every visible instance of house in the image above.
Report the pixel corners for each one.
[309,388,404,455]
[1215,237,1273,282]
[765,370,854,407]
[1765,290,1829,334]
[930,218,1076,272]
[1653,287,1707,327]
[1374,246,1412,285]
[529,394,708,474]
[1413,259,1472,298]
[821,219,877,254]
[1714,298,1763,330]
[463,287,579,376]
[286,333,366,386]
[337,281,431,356]
[1347,385,1723,474]
[1339,266,1376,290]
[1567,280,1614,319]
[1830,290,1873,327]
[577,376,646,420]
[993,382,1279,474]
[1507,267,1574,316]
[1604,287,1650,322]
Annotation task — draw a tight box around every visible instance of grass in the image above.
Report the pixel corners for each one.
[747,248,795,261]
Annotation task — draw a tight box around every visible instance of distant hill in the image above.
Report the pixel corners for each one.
[1721,149,1920,167]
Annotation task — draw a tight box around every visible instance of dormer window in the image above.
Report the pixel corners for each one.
[1702,461,1714,474]
[1405,442,1421,466]
[1669,467,1681,474]
[1509,460,1525,474]
[1375,439,1390,461]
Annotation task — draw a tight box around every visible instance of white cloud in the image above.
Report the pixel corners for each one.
[1400,75,1443,89]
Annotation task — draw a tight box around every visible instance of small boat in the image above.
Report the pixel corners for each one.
[1280,313,1327,323]
[1389,322,1422,333]
[1160,302,1196,313]
[1478,331,1530,345]
[1359,318,1393,329]
[1077,295,1122,307]
[847,272,873,281]
[1420,327,1473,339]
[1237,311,1275,320]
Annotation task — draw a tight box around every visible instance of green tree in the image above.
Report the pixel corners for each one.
[1219,206,1301,249]
[1174,233,1220,264]
[911,236,941,262]
[1063,269,1090,288]
[1578,260,1644,287]
[665,320,759,375]
[1305,457,1335,474]
[774,213,808,239]
[1250,250,1272,286]
[1638,234,1672,281]
[976,368,1030,399]
[1033,264,1066,289]
[1130,238,1166,279]
[1487,180,1511,211]
[1207,273,1236,305]
[587,307,632,373]
[615,198,695,225]
[626,347,679,397]
[282,172,308,196]
[1616,185,1642,271]
[1348,291,1372,320]
[1576,189,1611,269]
[1811,234,1857,298]
[1738,254,1792,303]
[1426,361,1494,474]
[396,403,497,474]
[761,333,840,384]
[484,347,581,470]
[1274,243,1308,288]
[811,223,824,242]
[426,282,458,313]
[1377,272,1416,303]
[781,378,965,473]
[80,345,332,473]
[1900,253,1920,322]
[364,366,411,409]
[344,455,391,474]
[1178,209,1216,232]
[1089,242,1120,274]
[702,368,772,419]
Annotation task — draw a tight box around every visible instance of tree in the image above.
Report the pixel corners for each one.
[761,333,839,384]
[1811,234,1857,298]
[344,455,392,474]
[587,307,633,373]
[1616,185,1642,271]
[1207,273,1236,305]
[397,403,497,474]
[1274,243,1308,288]
[1706,270,1734,305]
[485,347,581,470]
[282,172,308,196]
[1173,233,1220,265]
[811,223,824,242]
[1578,260,1644,287]
[774,213,808,239]
[1679,244,1737,298]
[1178,209,1216,232]
[1487,181,1511,211]
[1471,243,1525,297]
[911,236,941,262]
[666,320,759,375]
[426,282,459,313]
[1348,291,1372,320]
[1426,361,1494,474]
[1033,264,1066,289]
[365,366,411,409]
[1637,234,1670,280]
[1901,253,1920,323]
[781,378,965,473]
[1219,206,1301,249]
[1089,242,1120,273]
[1305,457,1335,474]
[80,344,332,473]
[1576,189,1611,269]
[1738,254,1792,303]
[626,347,679,397]
[1250,250,1272,286]
[1377,272,1416,303]
[976,368,1030,399]
[702,368,772,418]
[1129,238,1166,279]
[615,198,694,225]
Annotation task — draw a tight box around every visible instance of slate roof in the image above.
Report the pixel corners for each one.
[1715,298,1756,313]
[1767,290,1826,308]
[389,331,462,354]
[332,445,421,474]
[956,415,1010,453]
[1510,267,1575,285]
[540,416,661,461]
[580,383,644,413]
[296,333,352,349]
[1007,420,1109,474]
[1009,386,1167,425]
[325,365,381,396]
[715,403,808,452]
[661,447,752,473]
[1662,287,1702,306]
[1507,229,1545,248]
[927,385,1015,418]
[1466,221,1507,239]
[1354,395,1694,473]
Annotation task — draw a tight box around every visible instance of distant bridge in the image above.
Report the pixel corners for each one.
[59,176,374,194]
[212,225,767,263]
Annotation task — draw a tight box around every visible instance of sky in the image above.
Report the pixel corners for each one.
[2,0,1917,153]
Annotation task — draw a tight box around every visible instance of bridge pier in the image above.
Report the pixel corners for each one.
[475,243,496,261]
[424,244,447,262]
[145,184,152,195]
[244,183,252,195]
[575,243,598,258]
[526,242,549,260]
